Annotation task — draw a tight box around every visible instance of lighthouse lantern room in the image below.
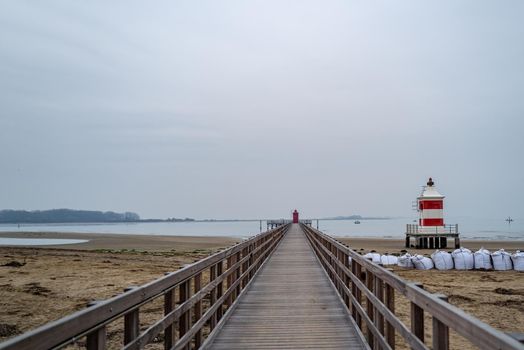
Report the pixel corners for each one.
[405,178,460,249]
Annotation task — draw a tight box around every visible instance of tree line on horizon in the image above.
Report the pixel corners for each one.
[0,209,140,223]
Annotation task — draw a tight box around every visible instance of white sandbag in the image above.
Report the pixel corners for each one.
[398,253,414,268]
[431,250,454,270]
[512,251,524,271]
[492,249,513,271]
[452,247,474,270]
[411,255,434,270]
[363,252,381,263]
[473,247,492,270]
[380,255,398,266]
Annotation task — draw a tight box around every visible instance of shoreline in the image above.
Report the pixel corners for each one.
[0,231,240,251]
[1,231,522,253]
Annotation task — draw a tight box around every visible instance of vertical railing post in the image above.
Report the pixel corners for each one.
[352,260,363,329]
[179,279,192,350]
[123,286,139,345]
[235,251,242,298]
[411,283,425,344]
[194,273,203,348]
[343,251,350,308]
[86,301,106,350]
[226,255,234,308]
[385,281,396,349]
[432,294,450,350]
[86,327,106,350]
[248,243,254,279]
[366,270,375,348]
[241,246,249,288]
[216,260,224,321]
[209,264,218,330]
[374,277,385,350]
[164,281,176,349]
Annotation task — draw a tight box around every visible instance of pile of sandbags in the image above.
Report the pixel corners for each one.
[363,252,381,263]
[431,250,454,270]
[398,253,414,268]
[492,249,513,271]
[368,246,523,272]
[473,247,492,270]
[411,254,434,270]
[380,254,398,266]
[512,251,524,271]
[452,247,474,270]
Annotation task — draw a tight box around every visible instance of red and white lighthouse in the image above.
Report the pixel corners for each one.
[292,210,299,224]
[417,177,445,232]
[406,177,460,248]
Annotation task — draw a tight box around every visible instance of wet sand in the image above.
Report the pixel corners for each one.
[0,231,239,251]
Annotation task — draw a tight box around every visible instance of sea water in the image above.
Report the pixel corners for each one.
[0,238,88,246]
[0,217,522,240]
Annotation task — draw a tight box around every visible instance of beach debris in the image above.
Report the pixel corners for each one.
[411,255,434,270]
[431,250,454,270]
[512,251,524,271]
[473,247,492,270]
[0,323,20,337]
[23,282,52,296]
[451,247,474,270]
[397,253,414,268]
[492,249,513,271]
[2,260,26,268]
[380,255,398,266]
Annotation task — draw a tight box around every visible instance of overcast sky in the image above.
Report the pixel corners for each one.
[1,1,523,220]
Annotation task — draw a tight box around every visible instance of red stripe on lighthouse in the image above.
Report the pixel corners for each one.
[421,218,444,226]
[419,200,443,209]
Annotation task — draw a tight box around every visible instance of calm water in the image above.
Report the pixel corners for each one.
[0,217,522,240]
[0,238,88,246]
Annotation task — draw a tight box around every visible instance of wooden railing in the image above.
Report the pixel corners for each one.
[302,224,524,350]
[0,224,289,350]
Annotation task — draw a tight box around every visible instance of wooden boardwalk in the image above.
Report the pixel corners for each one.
[206,224,367,349]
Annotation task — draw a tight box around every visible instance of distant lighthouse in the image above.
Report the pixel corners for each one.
[418,177,445,229]
[405,178,460,249]
[292,210,299,224]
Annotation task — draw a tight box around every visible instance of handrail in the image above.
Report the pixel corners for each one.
[0,224,290,350]
[301,224,524,350]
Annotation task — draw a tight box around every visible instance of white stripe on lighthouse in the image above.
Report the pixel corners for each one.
[421,209,443,219]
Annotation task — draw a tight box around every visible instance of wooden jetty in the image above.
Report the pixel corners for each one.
[203,224,366,349]
[1,224,523,350]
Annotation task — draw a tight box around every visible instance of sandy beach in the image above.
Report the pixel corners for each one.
[1,232,523,347]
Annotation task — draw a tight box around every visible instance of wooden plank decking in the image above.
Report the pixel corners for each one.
[206,224,367,349]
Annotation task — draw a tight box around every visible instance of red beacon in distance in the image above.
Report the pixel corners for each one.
[292,210,299,224]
